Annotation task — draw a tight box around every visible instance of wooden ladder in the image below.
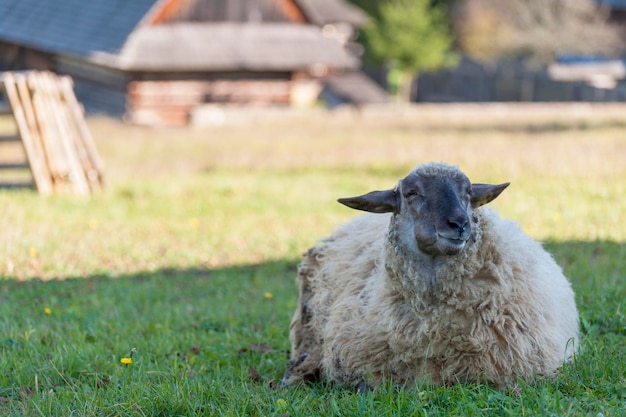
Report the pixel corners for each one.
[0,71,105,195]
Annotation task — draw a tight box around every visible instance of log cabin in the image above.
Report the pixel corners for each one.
[0,0,386,125]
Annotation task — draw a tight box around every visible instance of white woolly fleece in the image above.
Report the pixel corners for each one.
[286,206,579,388]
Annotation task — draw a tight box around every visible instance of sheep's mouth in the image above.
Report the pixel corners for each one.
[437,235,468,255]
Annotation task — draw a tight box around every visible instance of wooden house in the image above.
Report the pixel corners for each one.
[0,0,384,125]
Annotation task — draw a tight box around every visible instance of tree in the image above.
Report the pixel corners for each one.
[454,0,624,64]
[363,0,458,101]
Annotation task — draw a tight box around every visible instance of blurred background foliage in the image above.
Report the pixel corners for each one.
[347,0,625,99]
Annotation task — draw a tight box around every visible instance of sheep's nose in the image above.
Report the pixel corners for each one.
[448,217,469,234]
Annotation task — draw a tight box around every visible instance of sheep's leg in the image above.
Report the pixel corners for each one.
[283,248,324,386]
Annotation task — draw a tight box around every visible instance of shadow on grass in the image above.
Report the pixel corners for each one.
[0,240,623,339]
[0,258,301,315]
[0,259,300,353]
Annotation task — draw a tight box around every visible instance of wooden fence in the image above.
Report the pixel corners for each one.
[416,59,626,103]
[0,71,105,195]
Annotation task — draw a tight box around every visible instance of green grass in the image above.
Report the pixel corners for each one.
[0,107,625,416]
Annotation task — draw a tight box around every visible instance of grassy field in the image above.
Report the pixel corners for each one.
[0,104,624,416]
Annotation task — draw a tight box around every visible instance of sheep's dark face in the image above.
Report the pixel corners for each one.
[399,170,473,256]
[338,164,509,257]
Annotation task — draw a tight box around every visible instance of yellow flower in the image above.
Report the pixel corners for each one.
[263,292,273,299]
[120,357,133,365]
[44,308,52,315]
[29,247,37,258]
[188,218,200,229]
[276,398,288,411]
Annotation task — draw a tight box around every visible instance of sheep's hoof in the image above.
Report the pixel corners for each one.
[356,380,372,393]
[281,353,310,388]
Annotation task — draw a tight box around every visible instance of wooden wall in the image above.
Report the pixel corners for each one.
[126,78,294,125]
[0,42,54,71]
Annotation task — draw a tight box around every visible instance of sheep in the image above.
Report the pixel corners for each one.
[282,162,579,390]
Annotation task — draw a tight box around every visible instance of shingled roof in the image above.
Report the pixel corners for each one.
[296,0,368,26]
[0,0,155,56]
[0,0,366,70]
[92,23,359,71]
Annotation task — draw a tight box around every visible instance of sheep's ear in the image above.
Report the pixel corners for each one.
[471,182,510,208]
[338,189,399,213]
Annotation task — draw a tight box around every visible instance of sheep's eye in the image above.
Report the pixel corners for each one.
[404,190,422,200]
[458,187,471,203]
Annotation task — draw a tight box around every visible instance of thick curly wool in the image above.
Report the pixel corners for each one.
[285,164,579,389]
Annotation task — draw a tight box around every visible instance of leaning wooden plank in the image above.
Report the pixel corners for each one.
[64,112,103,193]
[29,72,66,189]
[2,72,53,195]
[41,72,90,195]
[52,73,91,195]
[15,73,54,191]
[32,71,80,193]
[60,102,92,196]
[59,76,106,191]
[61,76,105,179]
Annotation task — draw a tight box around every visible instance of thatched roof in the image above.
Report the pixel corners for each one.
[91,23,359,71]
